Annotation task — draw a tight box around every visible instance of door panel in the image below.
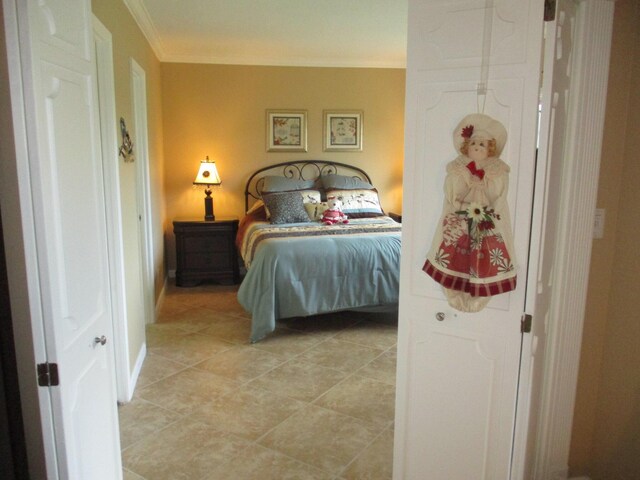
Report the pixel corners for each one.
[42,65,108,336]
[410,1,531,71]
[408,322,506,478]
[395,0,544,478]
[36,0,88,58]
[408,77,527,313]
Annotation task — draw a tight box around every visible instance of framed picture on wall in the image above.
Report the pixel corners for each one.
[266,110,308,152]
[323,110,363,151]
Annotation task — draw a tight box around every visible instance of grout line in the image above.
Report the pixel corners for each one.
[127,284,397,478]
[336,423,395,478]
[133,363,193,390]
[230,439,338,477]
[119,409,191,453]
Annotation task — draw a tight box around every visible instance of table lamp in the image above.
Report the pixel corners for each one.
[193,156,221,221]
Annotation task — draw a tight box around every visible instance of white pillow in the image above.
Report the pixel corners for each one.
[326,188,385,218]
[304,202,329,221]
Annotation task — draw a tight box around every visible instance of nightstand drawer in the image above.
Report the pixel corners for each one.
[183,235,229,254]
[182,251,234,270]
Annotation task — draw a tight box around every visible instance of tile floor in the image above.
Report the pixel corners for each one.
[119,281,397,480]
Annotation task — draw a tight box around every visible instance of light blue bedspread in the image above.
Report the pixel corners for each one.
[237,218,401,342]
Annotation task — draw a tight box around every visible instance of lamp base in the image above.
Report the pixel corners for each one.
[204,193,215,221]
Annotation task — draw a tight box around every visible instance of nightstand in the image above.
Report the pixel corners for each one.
[389,212,402,223]
[173,218,240,287]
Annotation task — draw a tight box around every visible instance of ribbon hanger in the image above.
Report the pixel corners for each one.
[477,0,495,114]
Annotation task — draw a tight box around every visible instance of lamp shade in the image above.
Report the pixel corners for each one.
[193,156,221,186]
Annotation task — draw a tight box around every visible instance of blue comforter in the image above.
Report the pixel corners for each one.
[237,217,401,342]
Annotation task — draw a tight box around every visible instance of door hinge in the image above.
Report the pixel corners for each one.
[521,314,533,334]
[37,362,59,387]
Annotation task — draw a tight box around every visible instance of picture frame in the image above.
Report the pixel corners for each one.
[266,110,308,152]
[323,110,363,151]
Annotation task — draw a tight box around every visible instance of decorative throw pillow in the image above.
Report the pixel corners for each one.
[262,191,311,224]
[326,188,385,218]
[320,173,374,191]
[304,201,329,221]
[262,189,320,218]
[262,176,315,193]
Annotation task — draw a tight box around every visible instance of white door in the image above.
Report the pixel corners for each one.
[511,1,578,477]
[10,0,121,478]
[394,1,544,478]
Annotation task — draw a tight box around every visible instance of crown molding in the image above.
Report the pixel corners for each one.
[160,52,406,69]
[122,0,166,61]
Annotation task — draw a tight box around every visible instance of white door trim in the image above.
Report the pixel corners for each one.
[532,1,614,478]
[130,59,155,325]
[92,16,132,403]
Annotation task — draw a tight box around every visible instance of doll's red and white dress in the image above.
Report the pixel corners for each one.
[423,155,517,312]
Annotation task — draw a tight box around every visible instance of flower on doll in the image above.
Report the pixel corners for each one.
[455,203,501,247]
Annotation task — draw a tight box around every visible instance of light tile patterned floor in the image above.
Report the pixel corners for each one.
[119,282,397,480]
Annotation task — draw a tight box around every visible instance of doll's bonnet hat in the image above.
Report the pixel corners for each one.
[453,113,508,157]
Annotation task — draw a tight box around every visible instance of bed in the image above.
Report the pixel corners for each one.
[236,160,401,342]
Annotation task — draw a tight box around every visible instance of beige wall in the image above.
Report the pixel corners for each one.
[161,63,405,271]
[570,1,640,477]
[92,0,165,371]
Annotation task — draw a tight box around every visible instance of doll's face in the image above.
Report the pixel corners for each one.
[467,138,489,162]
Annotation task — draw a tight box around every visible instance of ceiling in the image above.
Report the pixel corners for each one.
[123,0,408,68]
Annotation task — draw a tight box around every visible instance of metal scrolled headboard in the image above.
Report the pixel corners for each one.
[244,160,372,212]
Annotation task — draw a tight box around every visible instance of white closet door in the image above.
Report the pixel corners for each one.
[9,0,122,478]
[394,1,544,478]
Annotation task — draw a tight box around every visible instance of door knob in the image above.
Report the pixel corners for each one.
[94,335,107,346]
[436,312,446,321]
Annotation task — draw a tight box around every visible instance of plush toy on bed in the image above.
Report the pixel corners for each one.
[321,196,349,225]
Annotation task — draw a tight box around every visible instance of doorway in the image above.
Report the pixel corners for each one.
[130,59,155,327]
[93,16,132,403]
[2,0,616,476]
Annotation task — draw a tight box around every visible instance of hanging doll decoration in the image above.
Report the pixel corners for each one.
[423,113,517,312]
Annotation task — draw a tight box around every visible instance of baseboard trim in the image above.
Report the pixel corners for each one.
[154,276,169,323]
[125,343,146,403]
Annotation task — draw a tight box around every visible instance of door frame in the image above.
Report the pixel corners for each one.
[130,58,155,325]
[527,2,614,478]
[93,16,132,403]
